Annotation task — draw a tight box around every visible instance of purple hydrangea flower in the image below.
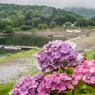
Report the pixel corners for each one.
[93,54,95,57]
[9,73,44,95]
[37,40,83,72]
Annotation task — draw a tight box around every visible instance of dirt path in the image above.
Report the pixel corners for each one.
[0,35,95,83]
[0,54,38,83]
[32,29,95,39]
[72,36,95,53]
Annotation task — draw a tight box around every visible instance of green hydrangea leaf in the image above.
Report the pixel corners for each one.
[65,67,75,74]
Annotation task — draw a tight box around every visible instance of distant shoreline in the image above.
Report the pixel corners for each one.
[0,29,95,39]
[0,32,33,35]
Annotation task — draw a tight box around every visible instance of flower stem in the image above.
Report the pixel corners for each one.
[58,66,61,73]
[61,66,65,73]
[71,90,76,95]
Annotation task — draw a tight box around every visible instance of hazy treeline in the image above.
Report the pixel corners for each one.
[64,7,95,18]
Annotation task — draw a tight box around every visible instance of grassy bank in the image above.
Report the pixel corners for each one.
[0,48,42,62]
[26,26,95,31]
[0,82,15,95]
[75,33,95,40]
[84,49,95,60]
[0,48,42,95]
[15,27,95,32]
[1,26,95,34]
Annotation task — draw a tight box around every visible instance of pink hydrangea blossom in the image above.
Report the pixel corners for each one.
[72,60,95,85]
[37,72,74,94]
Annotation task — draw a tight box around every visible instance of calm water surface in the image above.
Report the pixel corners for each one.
[0,35,67,57]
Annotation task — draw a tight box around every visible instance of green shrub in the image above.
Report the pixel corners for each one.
[37,24,44,30]
[15,27,21,31]
[49,21,56,28]
[21,25,28,30]
[4,25,14,33]
[21,25,32,30]
[64,22,72,27]
[37,24,48,29]
[6,53,11,57]
[49,24,53,28]
[43,24,48,29]
[27,25,32,30]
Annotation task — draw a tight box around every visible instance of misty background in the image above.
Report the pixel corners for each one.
[0,0,95,9]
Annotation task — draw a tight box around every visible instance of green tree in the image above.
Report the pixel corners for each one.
[15,27,21,31]
[64,22,72,27]
[65,14,76,22]
[91,16,95,21]
[37,24,44,29]
[25,9,33,20]
[0,19,9,29]
[88,20,94,26]
[26,20,32,25]
[32,18,42,28]
[6,18,14,27]
[17,15,25,26]
[27,25,32,30]
[55,15,65,26]
[0,10,7,18]
[49,21,56,28]
[21,25,28,30]
[43,24,48,29]
[4,25,14,33]
[21,25,32,30]
[76,18,88,27]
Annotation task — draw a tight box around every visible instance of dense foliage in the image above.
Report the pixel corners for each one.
[0,3,82,32]
[64,22,72,26]
[0,3,95,32]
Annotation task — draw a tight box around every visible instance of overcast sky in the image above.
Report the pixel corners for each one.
[0,0,95,9]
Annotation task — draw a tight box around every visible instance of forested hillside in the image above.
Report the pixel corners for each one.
[64,7,95,18]
[0,3,95,33]
[0,3,82,32]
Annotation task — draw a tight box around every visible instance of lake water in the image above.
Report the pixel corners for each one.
[0,35,67,57]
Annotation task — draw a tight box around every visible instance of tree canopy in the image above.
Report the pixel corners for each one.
[0,3,95,32]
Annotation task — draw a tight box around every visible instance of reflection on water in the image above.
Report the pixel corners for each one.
[0,48,20,57]
[0,36,7,39]
[0,35,66,46]
[0,35,67,57]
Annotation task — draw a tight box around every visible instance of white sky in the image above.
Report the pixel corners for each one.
[0,0,95,8]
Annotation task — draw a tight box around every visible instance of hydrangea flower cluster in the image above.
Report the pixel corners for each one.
[37,40,83,72]
[9,73,44,95]
[10,40,91,95]
[93,54,95,57]
[38,72,74,94]
[72,60,95,85]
